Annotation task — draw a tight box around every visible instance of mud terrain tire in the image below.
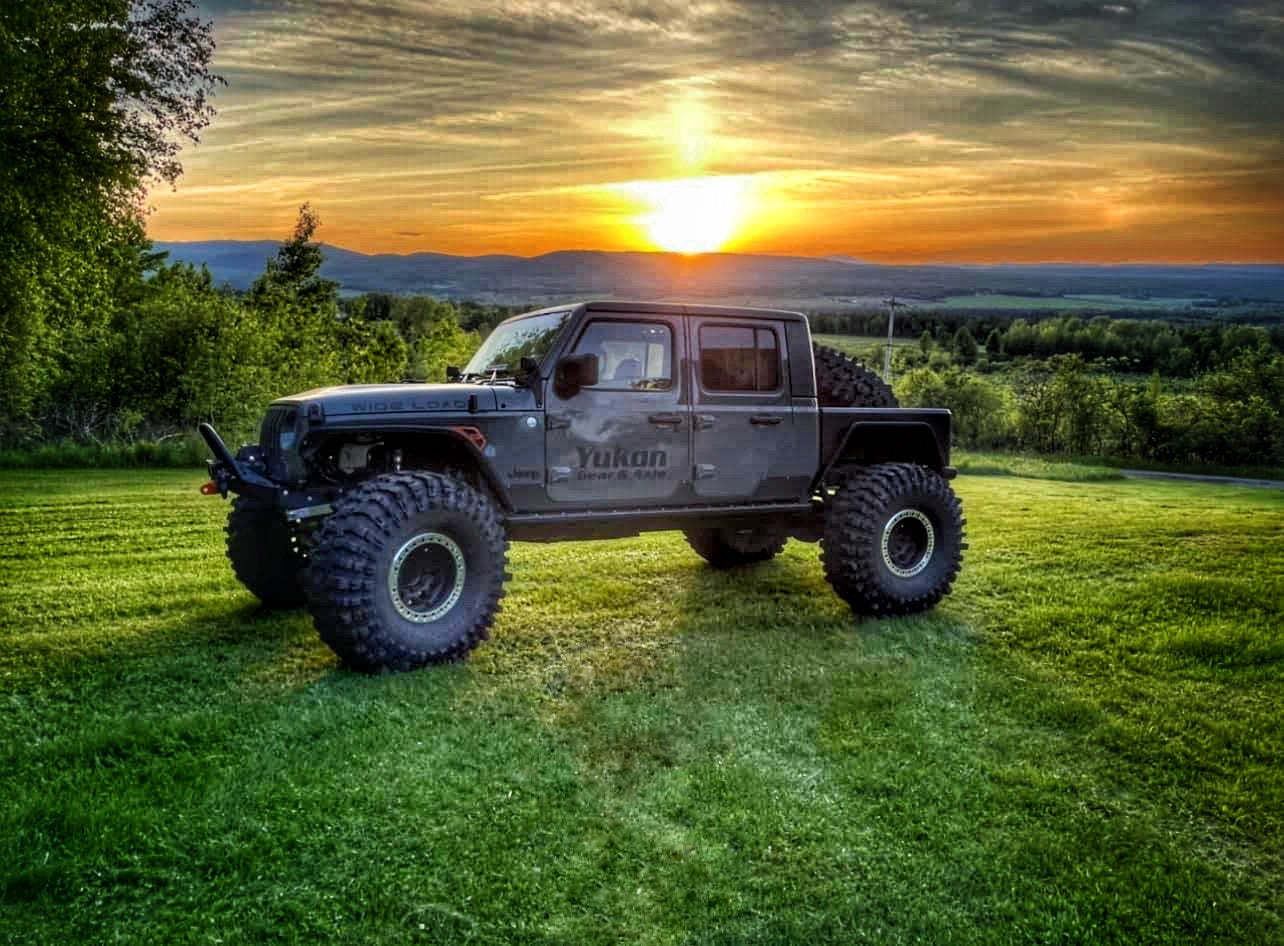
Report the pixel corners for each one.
[305,472,508,672]
[822,463,964,616]
[813,344,898,407]
[683,526,787,568]
[226,495,307,609]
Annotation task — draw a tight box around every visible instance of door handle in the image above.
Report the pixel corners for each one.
[749,414,783,426]
[693,414,716,430]
[648,412,684,428]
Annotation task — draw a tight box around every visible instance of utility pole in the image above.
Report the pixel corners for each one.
[881,297,904,383]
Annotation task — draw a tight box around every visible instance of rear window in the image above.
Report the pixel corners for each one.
[699,325,779,392]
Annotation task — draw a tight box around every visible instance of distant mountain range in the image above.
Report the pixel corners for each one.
[154,241,1284,307]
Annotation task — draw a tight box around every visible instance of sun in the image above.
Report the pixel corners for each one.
[622,176,754,254]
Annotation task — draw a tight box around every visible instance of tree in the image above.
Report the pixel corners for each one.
[953,325,979,365]
[245,205,343,396]
[0,0,221,441]
[249,204,339,316]
[1,0,219,208]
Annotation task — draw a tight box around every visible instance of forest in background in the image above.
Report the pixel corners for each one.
[2,1,1279,473]
[816,309,1284,471]
[3,218,1281,474]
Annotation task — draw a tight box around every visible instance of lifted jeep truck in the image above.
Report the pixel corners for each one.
[200,301,965,672]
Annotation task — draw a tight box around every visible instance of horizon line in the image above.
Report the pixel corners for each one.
[149,238,1284,268]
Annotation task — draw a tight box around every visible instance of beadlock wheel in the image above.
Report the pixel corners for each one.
[389,532,466,622]
[304,471,509,672]
[881,508,935,578]
[821,462,965,617]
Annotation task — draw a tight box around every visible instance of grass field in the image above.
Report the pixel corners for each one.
[812,333,915,356]
[1,469,1281,945]
[930,294,1207,312]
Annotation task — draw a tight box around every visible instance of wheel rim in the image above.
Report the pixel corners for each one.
[388,532,466,623]
[881,509,935,578]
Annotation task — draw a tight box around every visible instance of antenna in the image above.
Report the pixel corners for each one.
[881,297,904,383]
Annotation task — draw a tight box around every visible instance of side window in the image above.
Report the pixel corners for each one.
[572,321,673,391]
[699,325,780,392]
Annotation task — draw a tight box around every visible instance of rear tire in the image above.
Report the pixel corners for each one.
[226,496,307,609]
[813,344,898,407]
[684,526,787,568]
[822,463,964,616]
[304,472,508,672]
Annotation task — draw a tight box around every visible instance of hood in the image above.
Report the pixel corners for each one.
[275,383,502,418]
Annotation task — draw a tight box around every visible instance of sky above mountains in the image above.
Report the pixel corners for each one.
[148,1,1284,262]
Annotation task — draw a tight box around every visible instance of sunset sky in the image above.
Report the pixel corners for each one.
[147,1,1284,262]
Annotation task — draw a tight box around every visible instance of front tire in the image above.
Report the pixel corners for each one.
[822,463,964,616]
[226,495,307,609]
[305,472,508,672]
[683,526,787,568]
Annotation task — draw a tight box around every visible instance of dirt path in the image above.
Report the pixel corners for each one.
[1120,469,1284,490]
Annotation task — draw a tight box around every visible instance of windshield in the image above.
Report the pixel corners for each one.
[462,309,572,378]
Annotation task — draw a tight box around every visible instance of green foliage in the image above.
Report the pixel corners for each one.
[896,367,1013,448]
[409,316,480,382]
[337,318,410,385]
[0,470,1281,943]
[0,0,221,441]
[894,348,1284,469]
[952,324,979,364]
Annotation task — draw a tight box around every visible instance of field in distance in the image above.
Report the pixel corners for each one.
[1,469,1280,944]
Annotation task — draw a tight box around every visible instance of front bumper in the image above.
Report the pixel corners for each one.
[199,423,340,521]
[199,423,280,502]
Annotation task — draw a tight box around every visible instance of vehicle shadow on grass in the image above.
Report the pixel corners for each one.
[553,551,1284,945]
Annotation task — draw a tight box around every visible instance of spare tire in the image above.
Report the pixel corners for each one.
[813,344,898,408]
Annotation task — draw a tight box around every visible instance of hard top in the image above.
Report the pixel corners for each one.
[519,300,808,323]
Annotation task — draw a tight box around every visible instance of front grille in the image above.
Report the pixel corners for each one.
[259,406,293,451]
[259,406,302,483]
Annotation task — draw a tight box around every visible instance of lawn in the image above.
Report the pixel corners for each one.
[1,469,1281,945]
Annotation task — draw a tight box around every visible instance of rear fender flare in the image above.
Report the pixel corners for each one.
[816,421,948,488]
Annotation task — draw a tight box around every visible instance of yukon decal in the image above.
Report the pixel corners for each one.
[574,446,670,482]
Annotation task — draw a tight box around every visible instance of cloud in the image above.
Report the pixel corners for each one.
[152,1,1284,260]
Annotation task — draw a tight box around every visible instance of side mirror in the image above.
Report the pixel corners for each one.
[553,353,599,398]
[445,365,461,382]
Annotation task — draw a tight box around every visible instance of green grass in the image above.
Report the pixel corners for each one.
[930,294,1207,312]
[0,435,209,470]
[812,333,914,356]
[1,470,1281,944]
[953,450,1126,482]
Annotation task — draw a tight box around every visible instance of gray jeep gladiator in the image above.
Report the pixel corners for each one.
[200,301,965,672]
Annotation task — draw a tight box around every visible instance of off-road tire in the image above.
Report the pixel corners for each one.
[226,495,307,609]
[684,526,787,568]
[822,463,964,616]
[304,472,508,672]
[813,344,898,408]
